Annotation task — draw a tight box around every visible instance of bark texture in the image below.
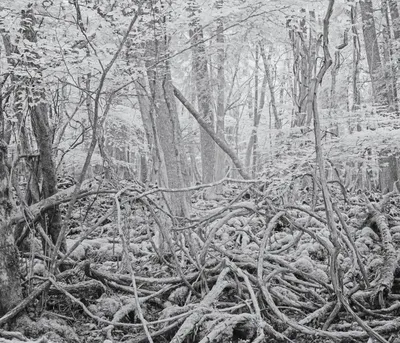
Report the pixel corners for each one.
[189,1,216,183]
[215,0,227,187]
[0,140,23,316]
[143,17,189,216]
[359,0,388,106]
[31,102,64,253]
[21,7,65,253]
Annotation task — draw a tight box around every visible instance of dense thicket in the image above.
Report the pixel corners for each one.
[1,0,400,342]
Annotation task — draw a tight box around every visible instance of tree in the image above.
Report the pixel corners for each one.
[0,141,23,316]
[381,0,399,112]
[351,4,361,112]
[188,0,216,183]
[359,0,389,107]
[140,2,189,216]
[135,76,155,183]
[288,10,316,127]
[245,43,269,176]
[173,86,251,180]
[214,0,227,187]
[1,5,65,255]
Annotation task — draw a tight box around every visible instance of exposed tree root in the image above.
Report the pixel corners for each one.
[0,329,27,341]
[5,177,400,343]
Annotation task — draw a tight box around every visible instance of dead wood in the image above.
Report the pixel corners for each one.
[169,268,231,343]
[364,197,399,307]
[83,261,202,286]
[48,279,106,297]
[0,263,82,326]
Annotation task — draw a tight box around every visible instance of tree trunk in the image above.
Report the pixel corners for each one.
[382,0,399,112]
[144,34,189,217]
[245,45,259,170]
[135,77,156,183]
[351,5,361,112]
[359,0,388,106]
[214,0,226,190]
[20,7,65,254]
[31,103,65,253]
[288,11,314,127]
[0,140,23,316]
[329,29,348,119]
[306,10,317,125]
[261,44,281,130]
[2,6,65,255]
[188,1,216,183]
[389,0,400,39]
[379,155,399,193]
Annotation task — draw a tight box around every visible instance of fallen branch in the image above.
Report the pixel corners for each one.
[0,329,27,341]
[6,180,107,228]
[364,196,398,307]
[169,267,231,343]
[173,85,250,180]
[0,264,81,326]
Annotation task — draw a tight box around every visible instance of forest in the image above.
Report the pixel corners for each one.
[1,0,400,342]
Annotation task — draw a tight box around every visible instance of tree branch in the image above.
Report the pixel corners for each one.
[173,86,250,180]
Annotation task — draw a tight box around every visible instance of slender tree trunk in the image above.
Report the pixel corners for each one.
[329,29,349,118]
[312,0,345,307]
[306,10,317,125]
[214,0,226,189]
[359,0,388,106]
[31,103,65,253]
[145,34,189,216]
[351,5,361,112]
[189,145,201,183]
[389,0,400,112]
[389,0,400,39]
[135,79,155,183]
[188,1,216,183]
[261,44,281,129]
[245,45,259,170]
[288,11,313,127]
[174,86,250,179]
[20,7,65,254]
[288,19,300,127]
[0,140,23,316]
[382,0,399,112]
[2,6,64,254]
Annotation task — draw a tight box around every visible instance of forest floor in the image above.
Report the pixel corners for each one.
[2,179,400,343]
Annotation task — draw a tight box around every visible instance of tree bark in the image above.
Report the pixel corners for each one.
[31,102,65,253]
[188,1,216,183]
[382,0,399,112]
[329,29,348,118]
[245,45,260,172]
[288,11,314,127]
[214,0,227,189]
[1,6,65,254]
[359,0,388,106]
[20,7,65,254]
[135,77,156,183]
[351,5,361,112]
[261,44,281,130]
[144,21,189,216]
[0,140,23,316]
[389,0,400,40]
[310,0,345,311]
